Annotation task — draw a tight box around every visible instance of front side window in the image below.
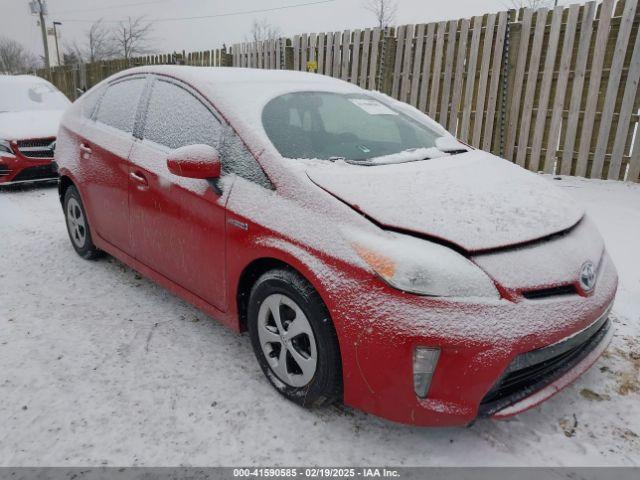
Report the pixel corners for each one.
[143,79,221,150]
[262,92,442,162]
[219,125,272,189]
[95,78,146,133]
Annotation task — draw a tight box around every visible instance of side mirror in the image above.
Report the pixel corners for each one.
[435,136,470,153]
[167,144,221,180]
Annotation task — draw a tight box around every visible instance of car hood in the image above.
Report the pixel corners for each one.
[0,110,64,140]
[306,151,585,252]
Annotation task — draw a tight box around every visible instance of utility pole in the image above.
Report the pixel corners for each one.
[35,0,50,68]
[53,21,62,66]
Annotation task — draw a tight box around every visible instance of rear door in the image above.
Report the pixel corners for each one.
[80,76,147,253]
[127,77,228,310]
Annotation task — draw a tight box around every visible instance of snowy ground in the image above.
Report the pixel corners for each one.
[0,176,638,467]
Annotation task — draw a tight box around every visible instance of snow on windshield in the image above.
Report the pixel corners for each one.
[0,77,71,113]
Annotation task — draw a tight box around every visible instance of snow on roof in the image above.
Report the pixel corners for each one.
[0,74,51,84]
[115,66,365,150]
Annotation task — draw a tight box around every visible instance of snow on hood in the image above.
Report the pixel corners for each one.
[0,110,64,140]
[306,151,585,252]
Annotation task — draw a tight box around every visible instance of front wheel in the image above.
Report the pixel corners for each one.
[248,268,342,407]
[63,185,102,260]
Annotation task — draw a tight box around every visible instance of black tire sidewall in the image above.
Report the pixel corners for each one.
[63,185,100,259]
[248,269,342,407]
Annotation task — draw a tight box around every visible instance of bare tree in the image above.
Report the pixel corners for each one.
[112,16,153,60]
[65,20,117,64]
[84,19,117,62]
[506,0,558,9]
[62,47,82,66]
[247,19,281,43]
[363,0,398,28]
[0,36,41,74]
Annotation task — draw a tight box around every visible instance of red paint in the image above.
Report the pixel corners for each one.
[166,147,221,179]
[0,139,56,184]
[55,69,619,426]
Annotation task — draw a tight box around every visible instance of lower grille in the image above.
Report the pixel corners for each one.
[478,314,611,417]
[522,284,577,300]
[0,164,10,177]
[16,138,56,159]
[11,164,57,182]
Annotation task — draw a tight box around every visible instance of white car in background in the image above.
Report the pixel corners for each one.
[0,75,70,185]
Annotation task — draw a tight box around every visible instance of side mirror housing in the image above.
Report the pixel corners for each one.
[435,136,470,153]
[167,144,221,180]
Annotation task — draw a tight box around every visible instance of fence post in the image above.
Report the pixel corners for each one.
[78,63,87,95]
[495,10,518,157]
[221,45,233,66]
[501,10,523,161]
[284,38,294,70]
[378,27,396,95]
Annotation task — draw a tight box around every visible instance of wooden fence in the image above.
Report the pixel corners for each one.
[37,0,640,182]
[36,47,231,102]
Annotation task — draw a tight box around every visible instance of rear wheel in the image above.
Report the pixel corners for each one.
[63,185,102,260]
[248,268,342,407]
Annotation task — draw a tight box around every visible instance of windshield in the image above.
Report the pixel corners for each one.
[262,91,444,162]
[0,79,71,113]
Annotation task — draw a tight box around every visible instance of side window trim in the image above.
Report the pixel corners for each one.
[133,75,154,140]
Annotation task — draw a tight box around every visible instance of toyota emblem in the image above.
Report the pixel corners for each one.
[579,261,597,292]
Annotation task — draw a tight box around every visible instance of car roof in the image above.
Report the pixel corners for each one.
[119,65,362,106]
[122,65,355,88]
[0,74,51,84]
[113,65,365,150]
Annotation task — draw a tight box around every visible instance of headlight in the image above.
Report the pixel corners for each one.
[348,230,499,298]
[0,139,14,156]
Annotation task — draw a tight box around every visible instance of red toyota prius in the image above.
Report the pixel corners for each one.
[54,66,617,426]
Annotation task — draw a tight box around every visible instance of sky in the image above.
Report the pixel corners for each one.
[3,0,542,59]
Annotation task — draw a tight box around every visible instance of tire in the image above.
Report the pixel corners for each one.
[63,185,102,260]
[248,268,342,407]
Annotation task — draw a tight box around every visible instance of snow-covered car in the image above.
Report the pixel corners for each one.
[0,75,70,185]
[54,67,617,426]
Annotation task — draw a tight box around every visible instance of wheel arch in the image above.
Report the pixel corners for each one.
[236,257,306,333]
[234,244,336,334]
[58,174,75,204]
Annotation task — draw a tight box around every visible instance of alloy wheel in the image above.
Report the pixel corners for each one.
[257,293,318,387]
[66,197,87,249]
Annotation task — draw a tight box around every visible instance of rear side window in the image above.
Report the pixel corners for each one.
[143,80,221,149]
[95,78,146,133]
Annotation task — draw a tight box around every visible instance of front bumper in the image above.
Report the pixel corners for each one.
[331,251,618,427]
[0,140,57,185]
[479,308,613,418]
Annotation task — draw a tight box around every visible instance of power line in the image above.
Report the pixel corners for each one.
[50,0,174,15]
[55,0,336,24]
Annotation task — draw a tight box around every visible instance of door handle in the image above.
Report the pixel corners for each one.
[79,143,92,155]
[130,171,149,187]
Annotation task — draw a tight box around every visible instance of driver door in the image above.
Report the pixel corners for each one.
[128,77,228,311]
